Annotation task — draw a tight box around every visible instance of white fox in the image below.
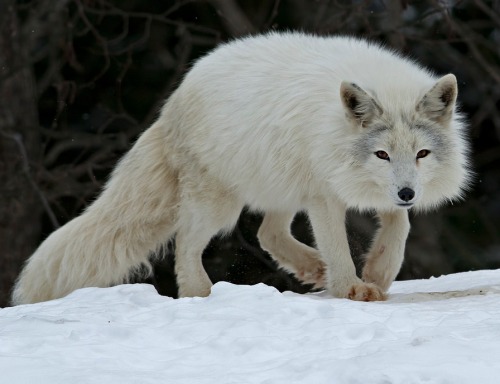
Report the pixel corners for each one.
[12,32,471,305]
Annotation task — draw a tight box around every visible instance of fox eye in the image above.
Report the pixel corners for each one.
[416,149,430,159]
[375,150,390,161]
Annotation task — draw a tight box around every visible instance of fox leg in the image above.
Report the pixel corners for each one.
[307,197,385,301]
[362,210,410,292]
[175,174,243,298]
[257,212,325,288]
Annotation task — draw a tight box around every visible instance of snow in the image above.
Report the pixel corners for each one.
[2,270,500,383]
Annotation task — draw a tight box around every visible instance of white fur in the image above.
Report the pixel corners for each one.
[12,32,471,305]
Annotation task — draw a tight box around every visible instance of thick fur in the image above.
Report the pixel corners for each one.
[12,32,471,305]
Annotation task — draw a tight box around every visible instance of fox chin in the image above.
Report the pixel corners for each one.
[12,32,472,305]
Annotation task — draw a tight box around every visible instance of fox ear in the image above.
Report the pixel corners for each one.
[417,74,458,124]
[340,82,382,127]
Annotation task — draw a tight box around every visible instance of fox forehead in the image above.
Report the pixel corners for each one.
[351,116,450,161]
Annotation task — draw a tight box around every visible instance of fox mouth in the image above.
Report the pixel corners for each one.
[397,203,414,208]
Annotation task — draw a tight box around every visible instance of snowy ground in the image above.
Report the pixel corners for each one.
[1,270,500,384]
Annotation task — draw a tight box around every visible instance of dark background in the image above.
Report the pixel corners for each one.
[1,0,499,307]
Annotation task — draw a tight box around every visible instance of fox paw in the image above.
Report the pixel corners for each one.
[347,282,386,302]
[295,262,326,289]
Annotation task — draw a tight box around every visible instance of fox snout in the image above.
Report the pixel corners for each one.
[397,187,415,207]
[398,187,415,202]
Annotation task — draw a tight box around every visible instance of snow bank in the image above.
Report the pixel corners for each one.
[1,270,500,383]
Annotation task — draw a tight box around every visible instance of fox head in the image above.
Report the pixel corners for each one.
[339,74,472,212]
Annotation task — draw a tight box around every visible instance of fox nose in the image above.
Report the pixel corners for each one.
[398,187,415,202]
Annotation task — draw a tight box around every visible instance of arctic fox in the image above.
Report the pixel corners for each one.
[12,32,471,305]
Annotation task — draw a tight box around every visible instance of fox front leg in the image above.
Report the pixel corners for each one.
[362,210,410,292]
[308,197,385,302]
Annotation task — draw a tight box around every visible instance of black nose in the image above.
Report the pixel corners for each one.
[398,187,415,202]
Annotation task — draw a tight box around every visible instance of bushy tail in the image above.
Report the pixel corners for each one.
[12,121,180,305]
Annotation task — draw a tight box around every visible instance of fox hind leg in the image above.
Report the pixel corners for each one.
[175,176,243,298]
[257,211,326,288]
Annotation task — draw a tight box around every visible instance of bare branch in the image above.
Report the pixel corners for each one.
[0,130,60,228]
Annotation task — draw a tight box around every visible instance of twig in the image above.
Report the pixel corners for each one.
[0,130,60,228]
